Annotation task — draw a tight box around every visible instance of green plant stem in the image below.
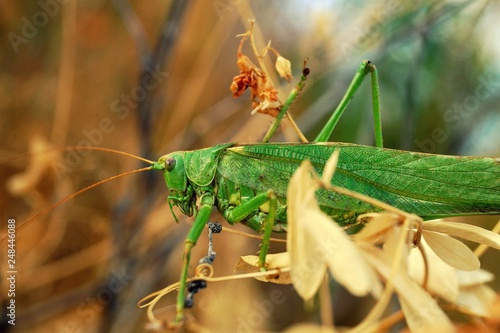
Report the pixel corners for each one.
[263,69,309,142]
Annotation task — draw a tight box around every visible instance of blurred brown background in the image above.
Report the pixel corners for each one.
[0,1,499,332]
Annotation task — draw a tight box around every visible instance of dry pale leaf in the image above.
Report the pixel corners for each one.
[287,159,380,300]
[456,269,494,288]
[423,230,480,271]
[288,208,328,300]
[301,208,380,298]
[287,164,318,263]
[321,150,339,184]
[287,160,317,254]
[284,323,336,333]
[287,161,325,299]
[361,246,454,333]
[234,253,291,284]
[353,212,398,244]
[408,238,459,303]
[456,284,496,317]
[381,224,410,271]
[399,296,454,333]
[423,221,500,250]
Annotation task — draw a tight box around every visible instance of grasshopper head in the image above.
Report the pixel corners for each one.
[155,152,195,217]
[158,152,187,192]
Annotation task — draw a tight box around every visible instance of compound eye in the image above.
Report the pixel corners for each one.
[165,157,176,171]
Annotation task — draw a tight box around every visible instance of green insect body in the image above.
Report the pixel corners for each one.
[151,140,500,325]
[145,60,500,326]
[155,142,500,230]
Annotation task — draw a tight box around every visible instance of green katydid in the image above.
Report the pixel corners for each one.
[8,60,498,328]
[145,60,500,326]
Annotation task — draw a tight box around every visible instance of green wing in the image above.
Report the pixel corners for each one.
[217,143,500,220]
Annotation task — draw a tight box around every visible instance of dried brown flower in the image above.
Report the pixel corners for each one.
[230,30,281,117]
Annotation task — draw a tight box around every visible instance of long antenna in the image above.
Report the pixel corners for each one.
[4,146,156,165]
[2,166,153,241]
[63,146,156,164]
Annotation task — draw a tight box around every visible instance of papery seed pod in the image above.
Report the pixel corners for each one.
[275,55,293,82]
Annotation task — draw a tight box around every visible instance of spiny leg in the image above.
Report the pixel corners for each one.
[262,60,383,147]
[176,191,278,324]
[223,190,278,269]
[258,192,277,270]
[175,193,214,325]
[370,62,383,148]
[314,60,383,147]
